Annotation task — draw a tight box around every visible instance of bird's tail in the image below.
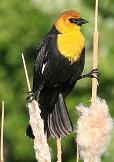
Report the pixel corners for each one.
[47,93,73,138]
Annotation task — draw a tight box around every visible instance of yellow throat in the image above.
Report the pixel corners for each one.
[57,30,85,62]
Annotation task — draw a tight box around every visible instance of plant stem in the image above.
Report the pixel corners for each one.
[91,0,99,109]
[1,101,4,162]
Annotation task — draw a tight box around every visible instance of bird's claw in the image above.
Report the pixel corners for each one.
[88,68,100,81]
[26,91,35,103]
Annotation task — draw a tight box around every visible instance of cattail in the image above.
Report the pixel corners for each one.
[27,100,51,162]
[21,54,51,162]
[76,1,113,162]
[76,98,113,162]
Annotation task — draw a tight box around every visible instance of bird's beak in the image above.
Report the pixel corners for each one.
[77,18,89,25]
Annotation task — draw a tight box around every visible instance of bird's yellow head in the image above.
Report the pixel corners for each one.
[55,10,88,33]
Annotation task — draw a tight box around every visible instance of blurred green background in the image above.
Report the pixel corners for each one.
[0,0,114,162]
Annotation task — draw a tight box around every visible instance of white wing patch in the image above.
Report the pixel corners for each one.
[42,63,46,74]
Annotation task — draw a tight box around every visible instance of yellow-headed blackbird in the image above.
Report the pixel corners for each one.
[26,10,99,139]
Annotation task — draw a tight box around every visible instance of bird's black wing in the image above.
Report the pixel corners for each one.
[32,30,59,94]
[32,36,50,93]
[32,26,60,94]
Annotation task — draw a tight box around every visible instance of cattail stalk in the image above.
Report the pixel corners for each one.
[76,1,99,161]
[76,1,113,162]
[76,143,79,162]
[57,138,62,162]
[21,54,31,92]
[91,0,99,109]
[0,101,4,162]
[28,100,51,162]
[21,54,51,162]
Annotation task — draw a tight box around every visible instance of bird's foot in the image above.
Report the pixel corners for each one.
[78,68,100,81]
[26,91,35,103]
[87,68,100,81]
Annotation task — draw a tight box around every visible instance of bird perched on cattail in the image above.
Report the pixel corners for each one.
[26,10,99,139]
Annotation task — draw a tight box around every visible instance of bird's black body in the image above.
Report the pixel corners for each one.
[26,26,85,139]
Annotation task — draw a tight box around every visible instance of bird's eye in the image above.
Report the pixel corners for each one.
[69,17,88,26]
[69,18,76,23]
